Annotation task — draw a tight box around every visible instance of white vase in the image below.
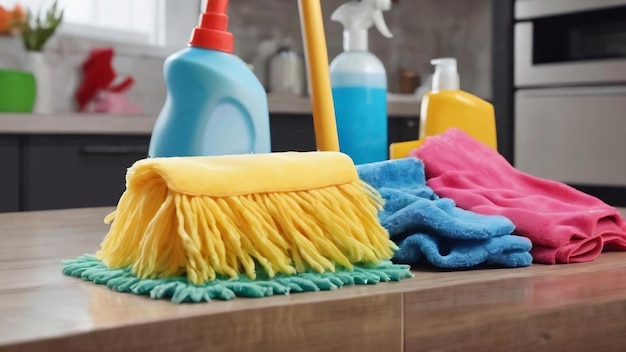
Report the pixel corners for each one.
[23,51,54,114]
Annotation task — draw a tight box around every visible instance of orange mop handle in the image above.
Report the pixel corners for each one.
[298,0,340,152]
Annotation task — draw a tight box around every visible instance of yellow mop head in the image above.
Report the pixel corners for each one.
[63,152,412,303]
[100,151,395,283]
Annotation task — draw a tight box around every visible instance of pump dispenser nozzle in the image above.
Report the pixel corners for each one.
[189,0,234,53]
[332,0,394,52]
[431,58,460,91]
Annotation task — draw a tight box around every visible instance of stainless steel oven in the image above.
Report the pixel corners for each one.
[513,0,626,207]
[515,0,626,87]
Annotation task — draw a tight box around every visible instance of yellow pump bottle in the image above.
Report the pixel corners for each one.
[389,58,497,159]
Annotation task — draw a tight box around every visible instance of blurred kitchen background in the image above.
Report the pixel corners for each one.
[0,0,493,113]
[1,0,625,212]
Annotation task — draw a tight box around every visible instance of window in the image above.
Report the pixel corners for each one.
[0,0,200,48]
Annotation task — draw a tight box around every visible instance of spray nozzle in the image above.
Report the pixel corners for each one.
[332,0,395,52]
[431,58,460,91]
[189,0,234,53]
[372,10,393,38]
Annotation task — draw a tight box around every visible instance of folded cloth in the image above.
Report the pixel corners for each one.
[412,128,626,264]
[357,158,533,269]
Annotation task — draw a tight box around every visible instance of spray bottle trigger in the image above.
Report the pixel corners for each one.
[372,10,393,38]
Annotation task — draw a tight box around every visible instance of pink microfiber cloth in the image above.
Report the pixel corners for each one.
[411,128,626,264]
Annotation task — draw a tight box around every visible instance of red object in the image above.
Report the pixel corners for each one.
[411,128,626,264]
[74,47,134,112]
[189,0,234,53]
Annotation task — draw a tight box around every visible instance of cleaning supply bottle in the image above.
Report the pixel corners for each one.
[329,0,394,165]
[419,58,497,149]
[268,38,305,96]
[148,0,271,158]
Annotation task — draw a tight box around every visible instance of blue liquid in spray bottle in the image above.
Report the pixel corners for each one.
[329,0,395,164]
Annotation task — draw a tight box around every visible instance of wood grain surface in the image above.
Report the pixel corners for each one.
[1,207,626,351]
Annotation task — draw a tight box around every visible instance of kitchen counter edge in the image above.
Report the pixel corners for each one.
[0,94,420,135]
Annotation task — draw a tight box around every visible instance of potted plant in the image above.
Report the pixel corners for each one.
[21,0,64,51]
[19,0,64,114]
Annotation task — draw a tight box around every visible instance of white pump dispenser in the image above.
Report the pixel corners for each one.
[431,58,460,91]
[331,0,394,52]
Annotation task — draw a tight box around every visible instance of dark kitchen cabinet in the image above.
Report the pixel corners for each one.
[271,114,317,152]
[270,113,419,153]
[8,114,418,212]
[0,137,20,212]
[23,135,150,211]
[389,117,419,144]
[492,0,515,163]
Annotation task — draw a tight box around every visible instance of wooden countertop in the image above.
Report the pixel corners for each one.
[0,94,420,136]
[1,207,626,351]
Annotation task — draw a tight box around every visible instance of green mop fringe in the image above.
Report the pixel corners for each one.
[62,254,413,304]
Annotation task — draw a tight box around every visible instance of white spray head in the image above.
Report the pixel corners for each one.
[331,0,394,52]
[431,58,460,91]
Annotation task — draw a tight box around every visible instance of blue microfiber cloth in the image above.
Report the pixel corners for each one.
[357,157,533,269]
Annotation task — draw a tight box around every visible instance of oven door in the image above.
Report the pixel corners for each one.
[515,86,626,205]
[515,0,626,87]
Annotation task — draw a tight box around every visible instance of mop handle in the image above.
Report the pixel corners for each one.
[298,0,340,152]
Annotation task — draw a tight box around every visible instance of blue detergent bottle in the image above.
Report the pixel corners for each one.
[330,0,395,164]
[148,0,271,158]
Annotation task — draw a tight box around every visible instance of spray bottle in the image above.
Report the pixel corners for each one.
[330,0,395,165]
[148,0,271,158]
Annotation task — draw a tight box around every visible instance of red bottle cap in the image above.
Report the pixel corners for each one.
[189,0,234,53]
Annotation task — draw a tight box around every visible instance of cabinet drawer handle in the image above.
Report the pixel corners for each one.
[80,145,148,155]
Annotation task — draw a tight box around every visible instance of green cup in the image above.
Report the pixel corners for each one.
[0,69,36,113]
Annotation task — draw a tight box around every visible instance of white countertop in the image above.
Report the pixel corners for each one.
[0,114,157,135]
[0,94,420,135]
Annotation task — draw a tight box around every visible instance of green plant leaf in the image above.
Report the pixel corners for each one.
[20,0,63,51]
